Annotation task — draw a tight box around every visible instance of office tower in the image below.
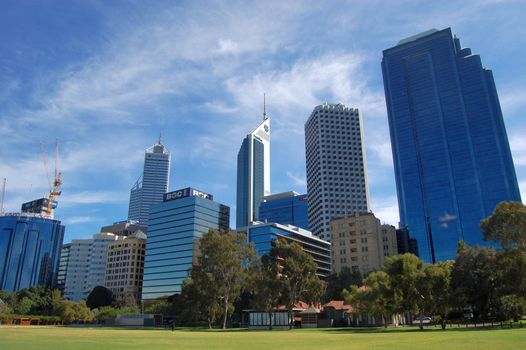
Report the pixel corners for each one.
[100,220,147,236]
[56,243,72,294]
[395,227,419,257]
[64,232,121,301]
[128,139,171,226]
[304,103,371,241]
[247,222,331,277]
[105,231,147,302]
[0,214,65,292]
[142,187,230,300]
[258,191,309,230]
[331,213,398,276]
[382,28,521,262]
[236,116,270,229]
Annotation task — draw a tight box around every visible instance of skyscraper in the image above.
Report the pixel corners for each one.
[236,116,270,229]
[382,28,521,262]
[0,214,65,292]
[128,139,170,226]
[142,187,230,300]
[305,103,371,241]
[258,191,309,230]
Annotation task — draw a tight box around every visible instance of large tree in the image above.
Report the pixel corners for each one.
[86,286,114,310]
[324,267,362,301]
[382,253,426,324]
[270,240,326,329]
[250,254,282,330]
[191,229,256,329]
[481,201,526,250]
[343,271,396,327]
[450,244,497,319]
[421,261,453,329]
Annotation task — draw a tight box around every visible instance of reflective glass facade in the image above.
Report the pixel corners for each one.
[382,28,521,262]
[142,190,230,300]
[0,214,65,292]
[259,192,309,230]
[247,222,331,277]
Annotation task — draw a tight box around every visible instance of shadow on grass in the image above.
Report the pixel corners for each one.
[316,325,524,334]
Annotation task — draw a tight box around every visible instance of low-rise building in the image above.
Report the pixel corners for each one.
[105,231,147,302]
[64,232,122,301]
[331,213,397,276]
[246,222,331,277]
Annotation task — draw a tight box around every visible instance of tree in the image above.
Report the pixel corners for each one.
[324,267,362,301]
[421,261,453,329]
[191,229,256,329]
[450,245,497,320]
[15,297,34,315]
[113,292,137,308]
[270,240,326,329]
[382,253,426,324]
[498,295,525,322]
[251,254,283,330]
[86,286,114,310]
[481,201,526,250]
[15,285,53,314]
[343,271,396,328]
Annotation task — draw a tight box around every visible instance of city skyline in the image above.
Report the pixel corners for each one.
[1,1,525,242]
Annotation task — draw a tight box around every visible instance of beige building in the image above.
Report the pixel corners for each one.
[331,213,397,276]
[105,231,147,302]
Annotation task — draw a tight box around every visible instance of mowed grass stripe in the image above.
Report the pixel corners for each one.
[0,326,525,350]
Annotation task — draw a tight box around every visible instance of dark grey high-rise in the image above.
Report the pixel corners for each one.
[382,28,521,262]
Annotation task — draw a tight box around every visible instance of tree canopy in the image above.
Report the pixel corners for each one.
[481,201,526,250]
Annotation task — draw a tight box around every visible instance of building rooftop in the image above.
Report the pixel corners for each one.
[263,191,300,201]
[397,28,439,45]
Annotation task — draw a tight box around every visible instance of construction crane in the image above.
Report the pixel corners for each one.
[39,140,62,218]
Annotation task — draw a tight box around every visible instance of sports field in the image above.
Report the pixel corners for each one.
[1,326,525,350]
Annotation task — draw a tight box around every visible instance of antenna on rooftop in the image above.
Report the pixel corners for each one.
[1,178,6,214]
[263,93,268,121]
[158,130,162,144]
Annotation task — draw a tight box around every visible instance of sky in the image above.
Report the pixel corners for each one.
[1,0,525,243]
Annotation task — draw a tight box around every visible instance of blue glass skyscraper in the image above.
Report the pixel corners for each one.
[382,28,521,262]
[258,191,309,230]
[142,188,230,300]
[0,214,65,292]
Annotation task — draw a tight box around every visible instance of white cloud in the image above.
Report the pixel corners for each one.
[62,216,101,225]
[510,134,526,166]
[59,191,129,207]
[501,87,526,116]
[370,196,400,226]
[286,171,306,188]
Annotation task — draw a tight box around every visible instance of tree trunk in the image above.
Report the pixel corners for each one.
[289,309,293,330]
[208,317,212,329]
[441,314,447,330]
[222,297,229,329]
[384,315,388,328]
[268,311,273,331]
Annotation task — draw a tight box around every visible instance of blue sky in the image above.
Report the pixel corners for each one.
[1,0,525,243]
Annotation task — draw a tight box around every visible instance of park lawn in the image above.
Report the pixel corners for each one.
[0,326,525,350]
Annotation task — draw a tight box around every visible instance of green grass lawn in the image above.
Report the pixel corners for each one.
[1,325,525,350]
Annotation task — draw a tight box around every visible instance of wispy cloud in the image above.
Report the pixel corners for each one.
[286,171,306,188]
[370,196,400,226]
[62,215,101,225]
